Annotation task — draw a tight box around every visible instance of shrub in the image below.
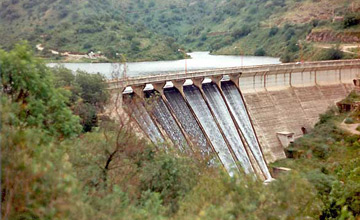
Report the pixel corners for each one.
[312,144,330,159]
[280,51,296,63]
[1,123,82,219]
[343,14,360,28]
[305,170,336,196]
[231,25,251,39]
[254,47,266,56]
[200,33,207,41]
[318,108,337,124]
[311,19,320,27]
[83,42,92,50]
[140,153,201,214]
[284,28,295,40]
[344,135,359,144]
[353,140,360,148]
[268,26,279,37]
[58,8,68,19]
[316,47,344,61]
[345,117,354,124]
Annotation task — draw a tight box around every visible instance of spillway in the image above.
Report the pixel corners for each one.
[164,88,211,153]
[221,81,271,179]
[123,95,164,144]
[183,85,238,173]
[144,92,189,153]
[117,60,360,179]
[202,83,253,174]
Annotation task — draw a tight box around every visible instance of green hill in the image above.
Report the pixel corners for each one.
[1,0,359,62]
[0,0,182,62]
[124,0,359,61]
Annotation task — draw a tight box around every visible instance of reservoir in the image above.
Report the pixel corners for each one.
[47,51,280,79]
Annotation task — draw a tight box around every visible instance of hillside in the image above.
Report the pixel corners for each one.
[0,0,359,62]
[0,0,182,62]
[124,0,360,61]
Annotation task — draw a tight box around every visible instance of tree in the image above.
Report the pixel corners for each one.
[0,43,81,138]
[74,70,109,111]
[268,26,279,37]
[52,65,75,87]
[51,67,109,132]
[0,43,83,219]
[317,47,344,61]
[231,25,251,39]
[254,47,266,56]
[1,107,82,219]
[343,14,360,28]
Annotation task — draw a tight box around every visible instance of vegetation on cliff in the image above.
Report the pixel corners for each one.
[2,43,360,219]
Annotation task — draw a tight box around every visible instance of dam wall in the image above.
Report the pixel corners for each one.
[239,66,359,162]
[112,60,360,178]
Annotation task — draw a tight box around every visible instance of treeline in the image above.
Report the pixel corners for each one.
[2,44,360,219]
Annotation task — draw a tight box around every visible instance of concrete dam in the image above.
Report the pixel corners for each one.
[109,59,360,180]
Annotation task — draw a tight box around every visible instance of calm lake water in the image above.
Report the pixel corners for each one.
[47,51,280,79]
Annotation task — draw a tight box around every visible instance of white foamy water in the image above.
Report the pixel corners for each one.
[164,88,211,153]
[127,99,164,144]
[183,85,238,174]
[222,81,272,179]
[202,83,253,174]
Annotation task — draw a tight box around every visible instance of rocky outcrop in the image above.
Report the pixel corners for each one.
[306,30,360,43]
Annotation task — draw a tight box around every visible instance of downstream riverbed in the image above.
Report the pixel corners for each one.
[47,51,281,79]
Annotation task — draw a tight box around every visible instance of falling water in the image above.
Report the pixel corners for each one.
[164,88,212,153]
[183,85,237,173]
[202,83,253,174]
[221,81,272,179]
[123,83,272,178]
[123,95,164,144]
[144,92,189,152]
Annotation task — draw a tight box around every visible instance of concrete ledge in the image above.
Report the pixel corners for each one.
[107,59,360,89]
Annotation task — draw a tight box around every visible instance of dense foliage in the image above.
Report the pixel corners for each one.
[0,43,81,138]
[2,40,360,220]
[52,66,109,132]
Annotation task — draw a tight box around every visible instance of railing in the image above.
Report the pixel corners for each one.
[107,59,360,89]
